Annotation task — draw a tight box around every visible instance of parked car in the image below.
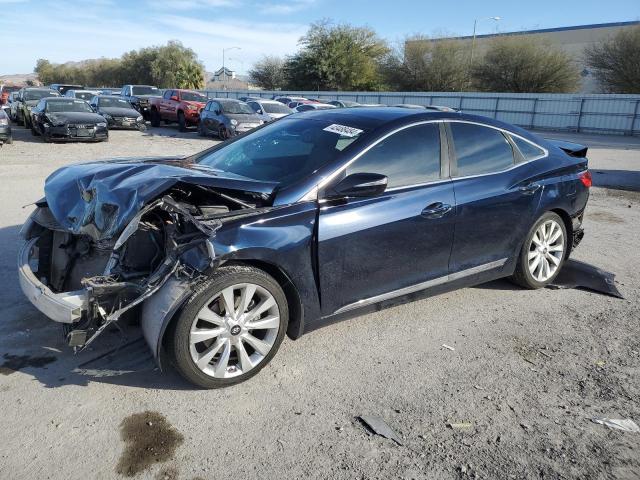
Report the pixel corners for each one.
[148,89,208,131]
[392,103,429,109]
[0,108,12,145]
[15,87,61,127]
[425,105,460,112]
[274,96,307,106]
[198,98,264,139]
[90,95,145,130]
[328,100,361,108]
[99,88,122,96]
[8,92,20,121]
[288,100,319,109]
[17,107,590,388]
[293,103,336,112]
[120,85,162,120]
[49,84,84,95]
[246,99,293,122]
[64,89,100,101]
[29,97,108,142]
[238,96,262,102]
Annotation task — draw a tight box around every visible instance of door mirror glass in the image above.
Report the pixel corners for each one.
[170,95,179,101]
[325,173,388,199]
[215,109,221,115]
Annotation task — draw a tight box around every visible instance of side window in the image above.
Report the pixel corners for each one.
[210,102,220,113]
[510,135,546,161]
[450,123,514,177]
[163,90,172,100]
[248,102,259,112]
[347,123,441,189]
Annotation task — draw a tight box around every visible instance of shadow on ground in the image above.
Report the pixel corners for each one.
[591,169,640,192]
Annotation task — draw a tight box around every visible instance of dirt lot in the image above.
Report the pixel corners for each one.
[0,125,639,480]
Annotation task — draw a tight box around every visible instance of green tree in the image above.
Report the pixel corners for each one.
[249,56,286,90]
[380,35,469,91]
[175,60,206,89]
[285,20,389,91]
[472,37,581,93]
[585,25,640,93]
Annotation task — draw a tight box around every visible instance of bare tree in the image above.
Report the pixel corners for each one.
[380,35,469,91]
[248,56,287,90]
[472,37,581,93]
[585,25,640,93]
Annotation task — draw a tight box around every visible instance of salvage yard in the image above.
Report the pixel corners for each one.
[1,126,639,479]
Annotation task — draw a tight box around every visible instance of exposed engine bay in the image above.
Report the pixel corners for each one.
[22,183,272,349]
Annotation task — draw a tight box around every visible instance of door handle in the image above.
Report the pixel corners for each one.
[519,183,541,195]
[421,202,453,219]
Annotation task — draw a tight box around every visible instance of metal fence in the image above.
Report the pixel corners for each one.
[200,89,640,136]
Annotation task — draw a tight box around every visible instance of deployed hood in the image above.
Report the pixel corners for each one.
[46,112,106,125]
[43,157,279,241]
[99,106,140,117]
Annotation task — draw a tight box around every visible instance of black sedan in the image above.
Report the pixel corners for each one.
[90,95,145,130]
[30,98,108,142]
[18,108,590,388]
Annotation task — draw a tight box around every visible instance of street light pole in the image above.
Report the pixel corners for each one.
[222,46,241,83]
[470,16,501,66]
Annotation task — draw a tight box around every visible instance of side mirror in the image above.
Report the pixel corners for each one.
[215,110,221,115]
[170,95,179,101]
[325,173,388,199]
[257,109,263,114]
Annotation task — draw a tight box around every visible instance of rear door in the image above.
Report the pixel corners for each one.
[317,122,456,316]
[446,121,543,273]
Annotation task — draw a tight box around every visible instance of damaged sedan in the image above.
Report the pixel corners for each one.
[18,108,590,388]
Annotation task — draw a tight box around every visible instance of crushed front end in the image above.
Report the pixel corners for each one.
[18,182,268,350]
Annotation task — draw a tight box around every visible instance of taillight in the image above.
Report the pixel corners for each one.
[579,170,592,188]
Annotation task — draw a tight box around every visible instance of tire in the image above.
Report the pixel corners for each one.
[218,125,229,140]
[150,108,161,127]
[177,111,187,132]
[5,136,12,145]
[16,112,23,126]
[197,121,206,137]
[510,212,568,289]
[31,124,39,136]
[168,265,289,389]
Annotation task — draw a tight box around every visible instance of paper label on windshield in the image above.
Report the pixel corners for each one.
[323,124,363,137]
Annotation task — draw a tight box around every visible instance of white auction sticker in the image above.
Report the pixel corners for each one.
[323,124,363,137]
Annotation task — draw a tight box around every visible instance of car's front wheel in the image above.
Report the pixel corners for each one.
[168,265,288,388]
[511,212,568,289]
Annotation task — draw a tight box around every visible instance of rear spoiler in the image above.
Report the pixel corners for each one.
[547,139,588,158]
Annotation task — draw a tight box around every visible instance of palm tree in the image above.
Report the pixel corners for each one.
[176,61,205,89]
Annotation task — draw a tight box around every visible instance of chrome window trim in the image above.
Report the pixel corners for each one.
[299,119,548,202]
[333,258,508,315]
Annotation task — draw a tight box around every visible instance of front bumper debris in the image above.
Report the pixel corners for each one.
[18,237,88,324]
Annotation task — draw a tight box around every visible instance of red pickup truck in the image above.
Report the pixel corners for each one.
[149,89,208,131]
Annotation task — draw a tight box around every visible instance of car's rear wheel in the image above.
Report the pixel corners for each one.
[511,212,567,289]
[150,108,161,127]
[168,265,288,388]
[31,124,39,136]
[178,111,187,132]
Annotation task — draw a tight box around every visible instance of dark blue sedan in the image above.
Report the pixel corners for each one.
[18,108,590,388]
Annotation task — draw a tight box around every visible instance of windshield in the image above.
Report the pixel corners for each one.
[99,97,132,108]
[75,92,95,100]
[25,90,59,101]
[263,102,291,114]
[46,99,93,113]
[132,86,159,96]
[181,92,207,102]
[220,101,254,115]
[196,118,365,187]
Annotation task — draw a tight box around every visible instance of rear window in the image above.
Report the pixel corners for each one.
[511,135,546,161]
[451,123,515,177]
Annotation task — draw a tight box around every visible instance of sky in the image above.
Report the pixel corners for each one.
[0,0,638,76]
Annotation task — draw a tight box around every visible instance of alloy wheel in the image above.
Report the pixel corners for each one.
[189,283,280,379]
[527,219,564,282]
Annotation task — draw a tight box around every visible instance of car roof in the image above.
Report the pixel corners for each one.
[45,97,87,101]
[210,97,243,103]
[97,95,126,99]
[290,107,541,142]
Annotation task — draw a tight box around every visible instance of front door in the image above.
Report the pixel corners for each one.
[317,122,456,315]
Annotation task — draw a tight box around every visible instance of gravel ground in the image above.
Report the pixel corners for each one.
[1,125,639,480]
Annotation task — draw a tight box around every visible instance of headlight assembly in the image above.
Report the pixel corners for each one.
[96,122,107,127]
[136,116,143,122]
[230,119,238,126]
